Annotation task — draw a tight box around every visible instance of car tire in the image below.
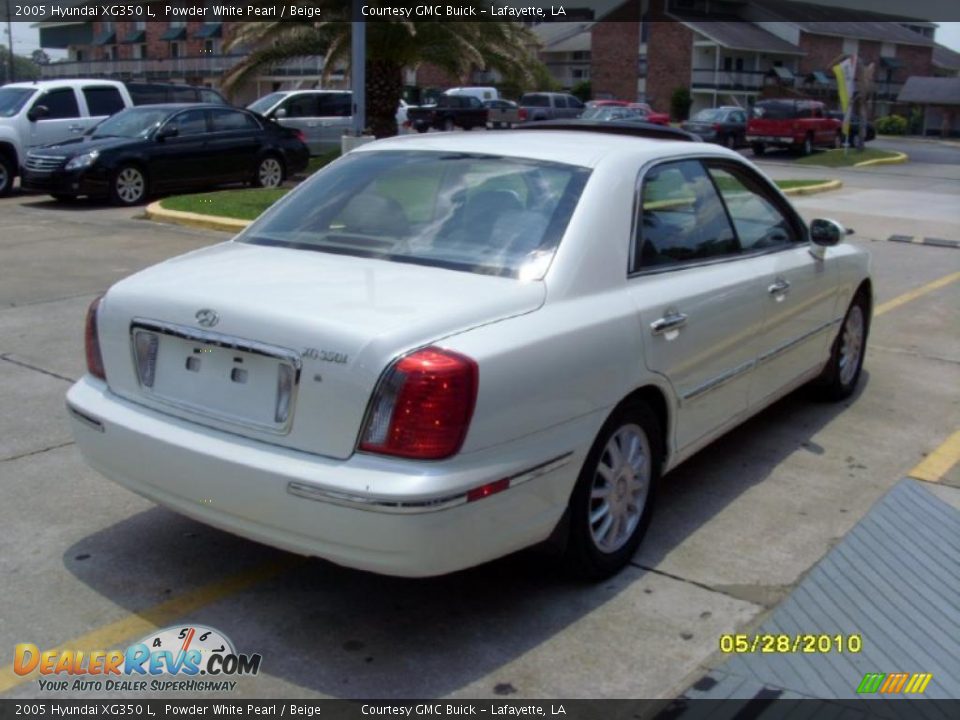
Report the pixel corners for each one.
[0,153,15,197]
[802,134,814,156]
[415,126,428,134]
[725,134,737,149]
[751,143,765,157]
[443,118,456,132]
[109,164,148,206]
[254,155,284,188]
[815,289,870,401]
[834,132,843,149]
[563,400,662,581]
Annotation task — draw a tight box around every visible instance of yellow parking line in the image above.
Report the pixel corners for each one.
[909,430,960,484]
[874,271,960,317]
[0,557,300,695]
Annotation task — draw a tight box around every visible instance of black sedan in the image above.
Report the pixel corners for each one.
[21,104,309,205]
[681,106,748,148]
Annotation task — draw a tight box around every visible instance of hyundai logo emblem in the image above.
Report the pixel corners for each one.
[195,309,219,328]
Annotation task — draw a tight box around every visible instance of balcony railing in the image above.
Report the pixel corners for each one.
[691,68,768,91]
[39,55,327,81]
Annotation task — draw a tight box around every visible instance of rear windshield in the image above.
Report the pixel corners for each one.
[752,102,799,120]
[239,150,591,279]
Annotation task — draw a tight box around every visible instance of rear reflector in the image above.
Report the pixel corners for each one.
[360,347,478,460]
[133,330,159,387]
[84,295,106,381]
[466,478,510,503]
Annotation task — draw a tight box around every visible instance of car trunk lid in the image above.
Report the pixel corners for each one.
[99,241,545,459]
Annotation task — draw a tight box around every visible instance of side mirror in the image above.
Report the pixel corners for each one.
[27,105,50,122]
[273,108,287,119]
[809,218,848,259]
[156,126,179,141]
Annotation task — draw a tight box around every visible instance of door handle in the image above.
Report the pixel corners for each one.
[69,125,84,133]
[768,277,791,296]
[651,311,688,336]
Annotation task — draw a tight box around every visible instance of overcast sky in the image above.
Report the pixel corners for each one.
[5,20,960,58]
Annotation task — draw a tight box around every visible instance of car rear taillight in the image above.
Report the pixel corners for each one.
[713,123,722,131]
[518,108,528,122]
[360,347,478,460]
[84,295,106,381]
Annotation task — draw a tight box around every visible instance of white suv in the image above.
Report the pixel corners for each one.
[0,79,136,196]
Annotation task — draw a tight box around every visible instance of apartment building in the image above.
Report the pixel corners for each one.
[573,0,938,116]
[34,20,334,104]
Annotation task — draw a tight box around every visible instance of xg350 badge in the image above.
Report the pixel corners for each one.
[303,348,348,364]
[195,309,219,328]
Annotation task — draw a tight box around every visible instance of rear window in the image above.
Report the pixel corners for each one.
[752,101,799,120]
[240,150,591,280]
[521,94,550,107]
[83,86,125,117]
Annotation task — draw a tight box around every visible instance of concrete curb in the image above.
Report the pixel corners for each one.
[145,201,250,233]
[854,151,908,167]
[779,179,843,196]
[145,179,844,233]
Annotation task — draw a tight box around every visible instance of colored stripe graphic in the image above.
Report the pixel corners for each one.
[858,672,933,694]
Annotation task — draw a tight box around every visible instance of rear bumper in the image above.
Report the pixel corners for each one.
[66,376,592,577]
[746,135,800,146]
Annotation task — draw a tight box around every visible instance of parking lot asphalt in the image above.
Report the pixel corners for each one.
[1,148,958,700]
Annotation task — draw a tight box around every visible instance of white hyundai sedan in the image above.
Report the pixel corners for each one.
[66,126,871,579]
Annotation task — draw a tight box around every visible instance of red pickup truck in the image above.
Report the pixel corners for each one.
[747,99,841,156]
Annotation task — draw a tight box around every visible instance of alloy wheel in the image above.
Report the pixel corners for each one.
[115,167,145,204]
[258,158,283,188]
[838,305,864,386]
[588,423,651,554]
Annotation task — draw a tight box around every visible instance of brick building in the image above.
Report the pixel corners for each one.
[577,0,938,117]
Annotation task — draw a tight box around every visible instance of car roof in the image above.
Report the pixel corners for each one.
[5,79,125,90]
[354,129,732,169]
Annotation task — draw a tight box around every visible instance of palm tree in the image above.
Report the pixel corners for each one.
[222,1,551,138]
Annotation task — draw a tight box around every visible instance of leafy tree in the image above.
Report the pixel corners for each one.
[223,1,551,138]
[0,46,41,82]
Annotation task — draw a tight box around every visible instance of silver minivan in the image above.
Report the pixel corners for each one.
[247,90,352,155]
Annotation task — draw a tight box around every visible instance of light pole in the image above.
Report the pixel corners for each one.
[351,0,365,136]
[5,0,14,83]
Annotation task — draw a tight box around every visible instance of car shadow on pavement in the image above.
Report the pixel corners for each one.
[61,372,869,698]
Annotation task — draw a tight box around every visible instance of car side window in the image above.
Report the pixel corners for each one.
[168,109,208,136]
[568,96,584,109]
[199,89,226,104]
[281,95,318,118]
[34,89,80,119]
[83,86,125,117]
[633,159,738,271]
[210,109,259,132]
[316,94,351,117]
[732,111,746,123]
[554,95,568,109]
[706,162,800,251]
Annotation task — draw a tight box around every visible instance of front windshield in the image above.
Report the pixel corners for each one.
[692,109,723,122]
[240,150,591,279]
[90,107,172,138]
[0,88,37,118]
[247,93,287,114]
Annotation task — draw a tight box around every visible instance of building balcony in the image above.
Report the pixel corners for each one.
[39,55,327,81]
[691,69,769,92]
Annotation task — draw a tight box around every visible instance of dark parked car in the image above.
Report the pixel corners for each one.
[681,106,748,148]
[407,94,489,132]
[826,111,876,143]
[21,104,309,205]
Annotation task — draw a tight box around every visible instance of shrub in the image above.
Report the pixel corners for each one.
[875,114,908,135]
[670,87,692,121]
[571,81,591,103]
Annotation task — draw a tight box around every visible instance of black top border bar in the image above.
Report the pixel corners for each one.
[5,0,960,24]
